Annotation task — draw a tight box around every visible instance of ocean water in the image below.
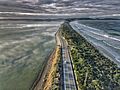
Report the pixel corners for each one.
[0,20,61,90]
[70,20,120,66]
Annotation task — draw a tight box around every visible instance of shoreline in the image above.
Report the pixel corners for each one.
[31,30,61,90]
[30,48,56,90]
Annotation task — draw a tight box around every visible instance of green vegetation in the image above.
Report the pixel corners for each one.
[61,22,120,90]
[51,48,61,90]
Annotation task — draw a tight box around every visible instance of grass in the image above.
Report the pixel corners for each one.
[43,47,60,90]
[61,22,120,90]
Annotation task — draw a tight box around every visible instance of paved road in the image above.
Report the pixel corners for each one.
[57,31,78,90]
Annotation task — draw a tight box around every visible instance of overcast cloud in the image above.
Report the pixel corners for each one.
[0,0,120,18]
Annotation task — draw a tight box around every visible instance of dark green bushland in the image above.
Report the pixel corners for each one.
[61,22,120,90]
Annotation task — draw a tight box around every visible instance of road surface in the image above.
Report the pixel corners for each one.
[57,31,78,90]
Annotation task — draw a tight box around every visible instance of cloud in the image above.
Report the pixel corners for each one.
[17,0,39,4]
[0,0,39,4]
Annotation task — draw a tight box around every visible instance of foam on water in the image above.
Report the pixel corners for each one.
[70,21,120,65]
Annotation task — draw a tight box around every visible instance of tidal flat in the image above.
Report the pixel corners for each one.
[0,20,61,90]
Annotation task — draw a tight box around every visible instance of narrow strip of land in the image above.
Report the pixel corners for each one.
[57,30,78,90]
[61,22,120,90]
[32,31,61,90]
[32,49,56,90]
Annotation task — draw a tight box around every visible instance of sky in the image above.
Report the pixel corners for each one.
[0,0,39,3]
[0,0,120,18]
